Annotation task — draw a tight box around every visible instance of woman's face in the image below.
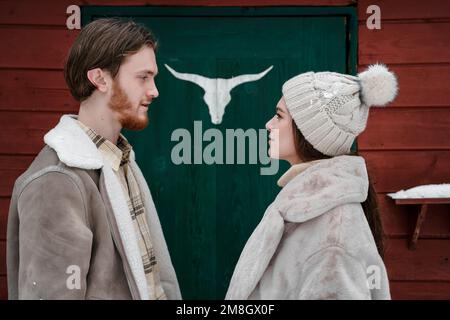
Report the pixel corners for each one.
[265,97,302,165]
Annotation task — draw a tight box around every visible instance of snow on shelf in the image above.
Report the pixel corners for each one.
[387,183,450,199]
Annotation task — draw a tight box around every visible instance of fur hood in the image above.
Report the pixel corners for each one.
[275,155,368,223]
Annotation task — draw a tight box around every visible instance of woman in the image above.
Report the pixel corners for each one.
[226,64,398,300]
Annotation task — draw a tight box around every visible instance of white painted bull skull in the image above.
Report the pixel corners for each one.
[165,64,273,124]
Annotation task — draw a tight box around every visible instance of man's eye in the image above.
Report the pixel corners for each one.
[140,76,149,80]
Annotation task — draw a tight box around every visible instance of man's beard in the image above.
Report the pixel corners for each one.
[108,79,149,131]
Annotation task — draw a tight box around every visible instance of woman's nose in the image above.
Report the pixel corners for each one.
[265,117,273,131]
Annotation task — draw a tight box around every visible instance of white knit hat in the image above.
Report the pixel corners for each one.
[282,63,398,156]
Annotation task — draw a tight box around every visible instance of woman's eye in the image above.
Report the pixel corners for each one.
[275,113,281,120]
[140,76,149,80]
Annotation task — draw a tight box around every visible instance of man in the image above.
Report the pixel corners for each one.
[7,18,181,300]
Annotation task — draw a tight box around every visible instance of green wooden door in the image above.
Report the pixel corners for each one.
[83,6,357,299]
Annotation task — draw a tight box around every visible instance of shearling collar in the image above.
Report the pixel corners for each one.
[44,114,135,170]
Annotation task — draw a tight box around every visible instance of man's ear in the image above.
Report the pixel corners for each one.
[86,68,111,93]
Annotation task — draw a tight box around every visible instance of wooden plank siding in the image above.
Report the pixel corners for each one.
[0,0,449,299]
[358,0,450,299]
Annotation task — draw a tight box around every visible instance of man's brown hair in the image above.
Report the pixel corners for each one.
[64,18,158,102]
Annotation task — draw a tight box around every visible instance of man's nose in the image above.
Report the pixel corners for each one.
[147,83,159,99]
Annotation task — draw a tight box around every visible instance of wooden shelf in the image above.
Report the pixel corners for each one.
[391,197,450,250]
[394,198,450,205]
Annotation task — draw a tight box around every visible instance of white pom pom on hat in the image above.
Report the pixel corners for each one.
[358,63,398,107]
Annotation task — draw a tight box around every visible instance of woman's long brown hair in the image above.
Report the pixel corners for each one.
[292,120,386,258]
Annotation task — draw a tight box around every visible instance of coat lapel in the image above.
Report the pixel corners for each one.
[101,163,149,300]
[226,204,285,299]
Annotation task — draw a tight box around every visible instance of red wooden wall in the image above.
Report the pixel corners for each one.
[0,0,449,300]
[357,0,450,300]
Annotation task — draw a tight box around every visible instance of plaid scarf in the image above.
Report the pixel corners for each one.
[77,120,167,300]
